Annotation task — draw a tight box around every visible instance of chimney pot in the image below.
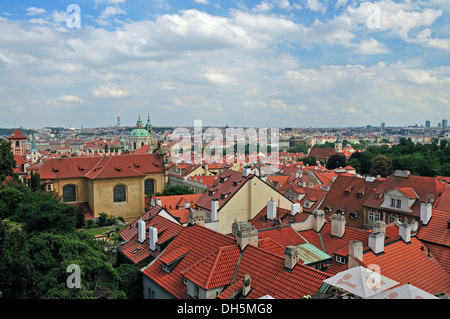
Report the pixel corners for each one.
[211,198,219,222]
[368,232,384,254]
[331,213,346,238]
[284,246,299,270]
[242,274,251,297]
[313,210,325,232]
[348,240,363,269]
[399,223,411,243]
[291,203,301,216]
[138,219,146,243]
[267,200,277,220]
[149,226,158,251]
[232,221,258,250]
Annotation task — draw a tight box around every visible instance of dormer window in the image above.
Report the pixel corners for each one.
[396,199,401,208]
[390,198,395,207]
[335,255,347,264]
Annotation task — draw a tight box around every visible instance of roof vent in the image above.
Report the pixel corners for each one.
[394,170,410,178]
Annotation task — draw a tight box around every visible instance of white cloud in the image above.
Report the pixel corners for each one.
[99,6,126,19]
[26,7,47,16]
[91,86,129,98]
[354,38,390,55]
[306,0,327,14]
[194,0,209,5]
[57,95,83,103]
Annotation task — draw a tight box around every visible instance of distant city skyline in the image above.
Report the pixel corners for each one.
[1,1,449,129]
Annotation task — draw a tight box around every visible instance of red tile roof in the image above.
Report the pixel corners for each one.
[119,214,184,265]
[319,175,383,228]
[417,208,450,249]
[195,169,254,211]
[8,129,27,140]
[249,206,310,230]
[363,173,445,218]
[119,205,164,242]
[219,245,330,299]
[37,153,164,180]
[257,226,307,248]
[307,147,337,160]
[361,237,450,295]
[142,224,236,299]
[435,187,450,211]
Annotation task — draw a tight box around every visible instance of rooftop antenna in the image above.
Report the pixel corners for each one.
[117,108,121,127]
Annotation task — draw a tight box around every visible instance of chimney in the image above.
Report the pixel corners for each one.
[399,223,411,243]
[420,202,432,225]
[138,219,146,243]
[331,213,346,238]
[348,240,363,269]
[372,220,386,237]
[394,170,410,178]
[149,226,158,251]
[211,198,219,222]
[189,210,205,226]
[242,274,251,297]
[284,246,299,270]
[411,220,419,232]
[232,221,258,250]
[156,198,162,206]
[313,210,325,232]
[291,203,301,216]
[184,201,190,209]
[368,232,384,254]
[243,166,251,177]
[267,199,277,220]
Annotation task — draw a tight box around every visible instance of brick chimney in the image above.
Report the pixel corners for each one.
[348,240,363,269]
[189,210,205,226]
[331,213,345,238]
[242,274,251,297]
[232,221,258,250]
[313,209,325,232]
[284,246,299,270]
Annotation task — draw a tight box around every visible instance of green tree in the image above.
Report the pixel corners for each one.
[117,264,143,299]
[0,220,36,299]
[0,139,17,182]
[0,187,24,219]
[156,185,195,196]
[27,232,125,299]
[370,155,394,178]
[326,154,347,170]
[303,156,317,166]
[13,190,77,235]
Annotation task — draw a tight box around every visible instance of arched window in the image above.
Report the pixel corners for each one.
[63,185,76,202]
[15,141,20,147]
[145,179,155,196]
[114,185,126,202]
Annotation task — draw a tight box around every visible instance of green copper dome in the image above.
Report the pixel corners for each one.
[130,114,151,137]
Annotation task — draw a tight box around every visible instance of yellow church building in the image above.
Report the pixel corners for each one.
[37,153,167,222]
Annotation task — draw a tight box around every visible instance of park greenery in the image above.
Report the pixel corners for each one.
[289,138,450,177]
[0,141,141,299]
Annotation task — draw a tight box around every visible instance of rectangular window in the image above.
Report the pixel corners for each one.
[369,211,380,222]
[390,198,395,207]
[147,288,155,299]
[388,215,396,223]
[396,199,401,208]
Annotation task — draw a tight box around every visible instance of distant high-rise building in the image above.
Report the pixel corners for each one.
[443,119,448,128]
[438,123,442,128]
[381,122,385,133]
[425,120,430,128]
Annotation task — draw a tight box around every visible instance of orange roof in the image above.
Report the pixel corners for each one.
[361,238,450,295]
[37,153,164,180]
[119,214,184,265]
[8,129,27,140]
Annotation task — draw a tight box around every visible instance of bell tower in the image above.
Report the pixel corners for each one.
[8,129,27,156]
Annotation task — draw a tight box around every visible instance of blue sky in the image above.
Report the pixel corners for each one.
[0,0,449,128]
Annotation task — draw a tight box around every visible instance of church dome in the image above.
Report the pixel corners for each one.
[130,114,151,137]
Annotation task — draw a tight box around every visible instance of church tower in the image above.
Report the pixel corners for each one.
[8,129,27,156]
[335,134,343,154]
[30,133,40,164]
[129,113,153,151]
